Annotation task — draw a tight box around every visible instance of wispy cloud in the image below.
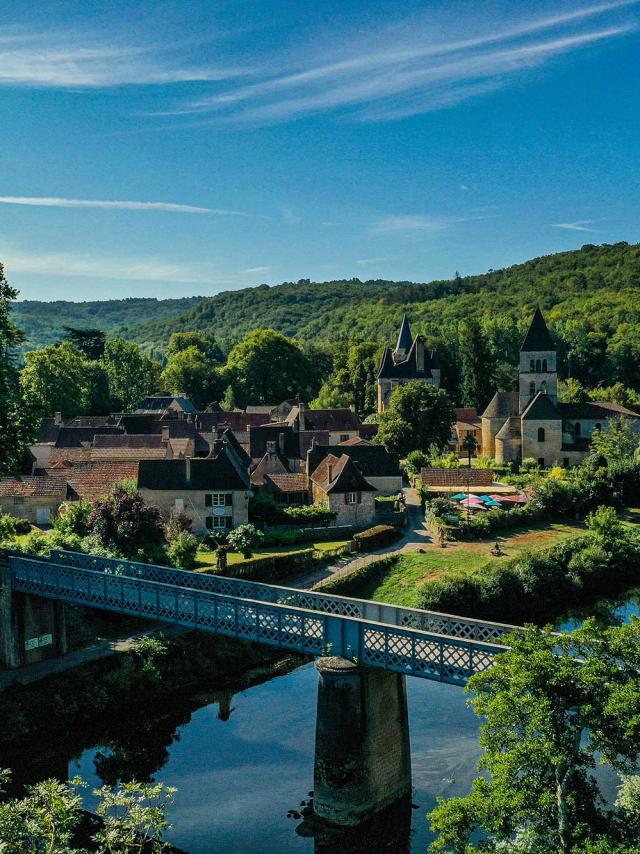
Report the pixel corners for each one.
[243,266,270,274]
[371,214,493,234]
[0,195,251,216]
[552,219,600,232]
[0,27,249,87]
[162,0,638,124]
[356,256,392,265]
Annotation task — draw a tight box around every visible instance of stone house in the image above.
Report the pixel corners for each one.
[137,450,250,535]
[309,453,377,526]
[285,403,364,445]
[0,476,68,525]
[377,315,440,413]
[306,443,402,496]
[482,307,640,467]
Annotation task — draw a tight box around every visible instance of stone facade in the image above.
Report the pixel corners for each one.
[377,316,440,413]
[138,488,248,536]
[311,485,376,526]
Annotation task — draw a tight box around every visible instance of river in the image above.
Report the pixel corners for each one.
[5,587,639,852]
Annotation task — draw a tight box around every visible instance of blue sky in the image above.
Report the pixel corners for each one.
[1,0,639,301]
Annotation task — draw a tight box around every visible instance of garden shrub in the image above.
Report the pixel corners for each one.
[353,524,402,551]
[213,548,317,582]
[166,532,199,570]
[316,555,399,597]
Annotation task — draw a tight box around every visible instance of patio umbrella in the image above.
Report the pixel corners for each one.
[451,493,467,501]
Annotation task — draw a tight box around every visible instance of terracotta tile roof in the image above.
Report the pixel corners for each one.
[421,468,494,487]
[50,448,94,465]
[58,461,140,502]
[339,436,371,446]
[264,473,309,493]
[0,476,68,498]
[307,444,401,479]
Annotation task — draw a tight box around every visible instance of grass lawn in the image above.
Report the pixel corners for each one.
[196,540,348,568]
[366,521,586,607]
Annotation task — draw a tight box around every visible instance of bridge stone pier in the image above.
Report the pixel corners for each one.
[313,656,411,826]
[0,566,67,669]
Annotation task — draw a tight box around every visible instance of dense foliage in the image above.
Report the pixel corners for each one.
[378,381,456,456]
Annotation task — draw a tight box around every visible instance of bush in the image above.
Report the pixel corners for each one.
[280,505,337,524]
[227,524,263,558]
[213,548,316,582]
[53,501,92,537]
[405,450,430,477]
[353,524,402,551]
[166,532,199,570]
[165,509,194,540]
[262,528,303,547]
[0,513,18,540]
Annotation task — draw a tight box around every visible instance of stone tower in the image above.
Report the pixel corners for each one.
[518,307,557,414]
[377,315,439,413]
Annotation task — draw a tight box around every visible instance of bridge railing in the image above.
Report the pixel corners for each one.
[48,549,518,644]
[10,554,506,685]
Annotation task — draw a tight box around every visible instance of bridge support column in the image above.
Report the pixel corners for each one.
[0,567,67,670]
[313,656,411,826]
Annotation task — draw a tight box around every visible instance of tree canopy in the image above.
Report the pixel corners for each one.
[377,381,456,457]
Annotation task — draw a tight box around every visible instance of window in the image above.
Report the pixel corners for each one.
[174,498,184,510]
[346,492,358,504]
[339,434,350,443]
[206,516,232,530]
[541,380,547,394]
[595,423,601,431]
[537,427,546,442]
[574,422,581,437]
[530,359,535,372]
[529,381,536,397]
[205,493,230,507]
[538,458,545,468]
[13,496,24,505]
[535,359,541,372]
[542,359,548,372]
[563,458,570,469]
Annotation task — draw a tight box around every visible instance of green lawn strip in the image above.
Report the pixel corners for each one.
[196,540,348,568]
[367,521,586,608]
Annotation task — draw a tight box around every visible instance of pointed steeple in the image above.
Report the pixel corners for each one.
[520,307,554,352]
[395,314,413,356]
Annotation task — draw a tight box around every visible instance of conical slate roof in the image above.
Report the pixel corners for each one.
[520,307,554,352]
[396,314,413,352]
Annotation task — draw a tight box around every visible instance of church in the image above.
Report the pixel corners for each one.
[482,307,640,467]
[377,315,440,412]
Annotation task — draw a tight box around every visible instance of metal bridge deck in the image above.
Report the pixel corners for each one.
[7,550,517,686]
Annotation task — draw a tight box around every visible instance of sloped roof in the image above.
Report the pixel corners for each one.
[249,424,300,459]
[520,307,555,352]
[293,407,363,432]
[522,392,560,420]
[264,473,309,493]
[558,400,640,420]
[0,476,68,498]
[59,461,140,502]
[482,391,519,419]
[250,450,289,486]
[138,449,249,491]
[307,443,401,479]
[310,453,376,494]
[54,426,123,448]
[495,417,522,441]
[135,395,197,414]
[396,314,413,352]
[93,434,165,449]
[339,436,371,446]
[377,335,434,381]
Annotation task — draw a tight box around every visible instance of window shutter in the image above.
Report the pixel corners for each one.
[205,494,212,507]
[225,493,233,506]
[357,491,362,504]
[225,516,232,529]
[344,493,349,504]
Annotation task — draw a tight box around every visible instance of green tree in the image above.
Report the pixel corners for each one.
[63,325,106,360]
[20,341,92,418]
[94,780,176,853]
[160,345,224,409]
[101,338,160,412]
[377,381,455,457]
[590,416,640,463]
[459,319,496,410]
[165,331,223,363]
[224,329,318,406]
[461,432,479,466]
[559,378,589,403]
[88,486,166,561]
[221,384,236,410]
[428,621,640,853]
[0,264,37,475]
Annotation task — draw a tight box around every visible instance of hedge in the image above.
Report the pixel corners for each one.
[353,524,403,552]
[210,548,318,582]
[417,533,640,626]
[315,555,399,597]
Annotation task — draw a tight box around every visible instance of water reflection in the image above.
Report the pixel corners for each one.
[556,587,640,632]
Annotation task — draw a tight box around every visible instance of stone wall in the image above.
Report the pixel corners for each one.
[521,418,563,467]
[138,488,248,535]
[519,349,558,413]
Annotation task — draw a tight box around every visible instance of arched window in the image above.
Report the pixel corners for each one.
[541,380,547,394]
[574,422,581,437]
[542,359,547,372]
[535,359,541,372]
[530,359,535,372]
[529,381,536,397]
[538,427,545,442]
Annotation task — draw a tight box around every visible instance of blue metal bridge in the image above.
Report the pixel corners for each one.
[7,549,519,685]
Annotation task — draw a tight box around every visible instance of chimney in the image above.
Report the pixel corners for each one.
[327,463,333,483]
[54,411,63,425]
[185,455,191,484]
[161,425,170,442]
[416,338,425,372]
[298,402,306,431]
[279,432,286,454]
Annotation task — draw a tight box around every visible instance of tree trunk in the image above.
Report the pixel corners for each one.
[555,763,572,853]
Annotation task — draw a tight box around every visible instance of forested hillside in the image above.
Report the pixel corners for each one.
[118,241,640,354]
[12,296,202,351]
